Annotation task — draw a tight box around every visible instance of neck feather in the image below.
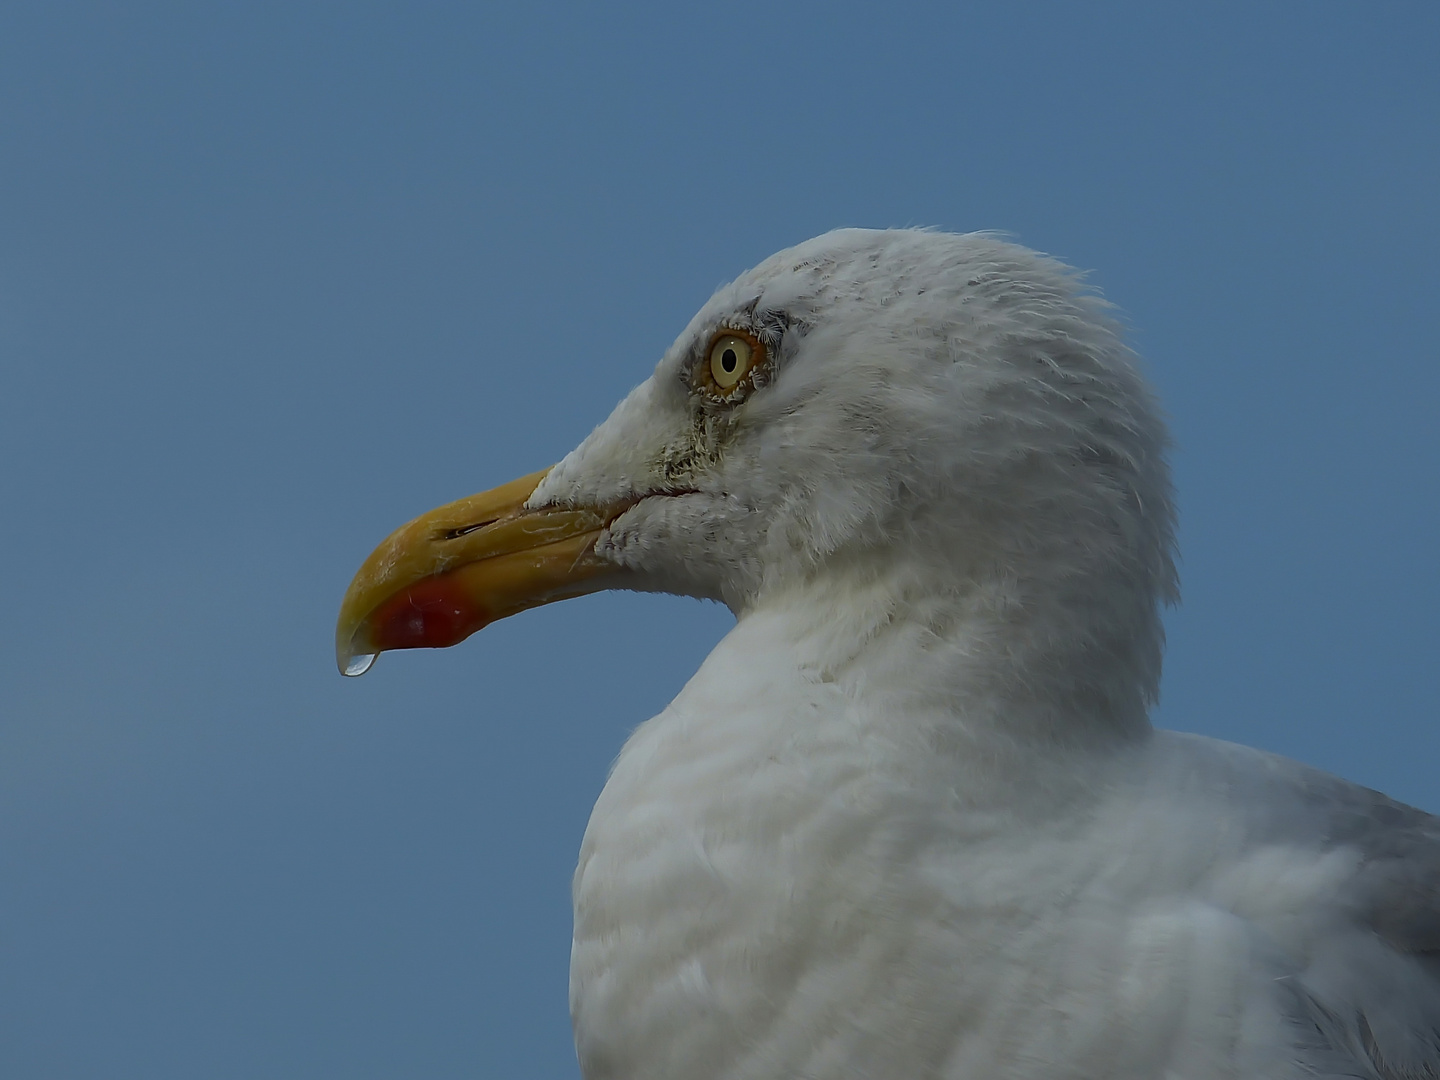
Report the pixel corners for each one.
[743,554,1161,747]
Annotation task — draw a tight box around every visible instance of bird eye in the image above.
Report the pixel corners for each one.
[706,333,758,392]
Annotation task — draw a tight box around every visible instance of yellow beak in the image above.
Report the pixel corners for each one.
[335,468,628,676]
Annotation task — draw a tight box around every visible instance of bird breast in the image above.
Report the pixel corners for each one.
[567,615,1345,1080]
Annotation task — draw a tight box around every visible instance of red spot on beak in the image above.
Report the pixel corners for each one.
[368,575,488,651]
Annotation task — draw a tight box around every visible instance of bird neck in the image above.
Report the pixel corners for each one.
[741,555,1159,750]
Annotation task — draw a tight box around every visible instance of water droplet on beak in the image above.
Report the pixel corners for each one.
[344,653,377,677]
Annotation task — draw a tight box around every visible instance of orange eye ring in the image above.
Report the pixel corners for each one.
[696,327,767,400]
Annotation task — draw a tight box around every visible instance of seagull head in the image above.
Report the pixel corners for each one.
[337,229,1177,729]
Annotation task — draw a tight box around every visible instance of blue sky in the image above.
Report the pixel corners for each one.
[1,2,1436,1076]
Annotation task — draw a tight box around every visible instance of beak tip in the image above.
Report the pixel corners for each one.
[335,613,377,677]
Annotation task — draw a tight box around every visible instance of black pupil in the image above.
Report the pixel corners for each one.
[721,348,738,373]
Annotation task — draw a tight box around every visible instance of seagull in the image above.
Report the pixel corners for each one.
[335,229,1439,1080]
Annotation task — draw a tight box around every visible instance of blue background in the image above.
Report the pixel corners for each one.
[2,2,1436,1076]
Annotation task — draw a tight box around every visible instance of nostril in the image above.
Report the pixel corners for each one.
[443,518,501,540]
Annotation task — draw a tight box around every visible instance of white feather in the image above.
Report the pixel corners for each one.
[529,229,1438,1080]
